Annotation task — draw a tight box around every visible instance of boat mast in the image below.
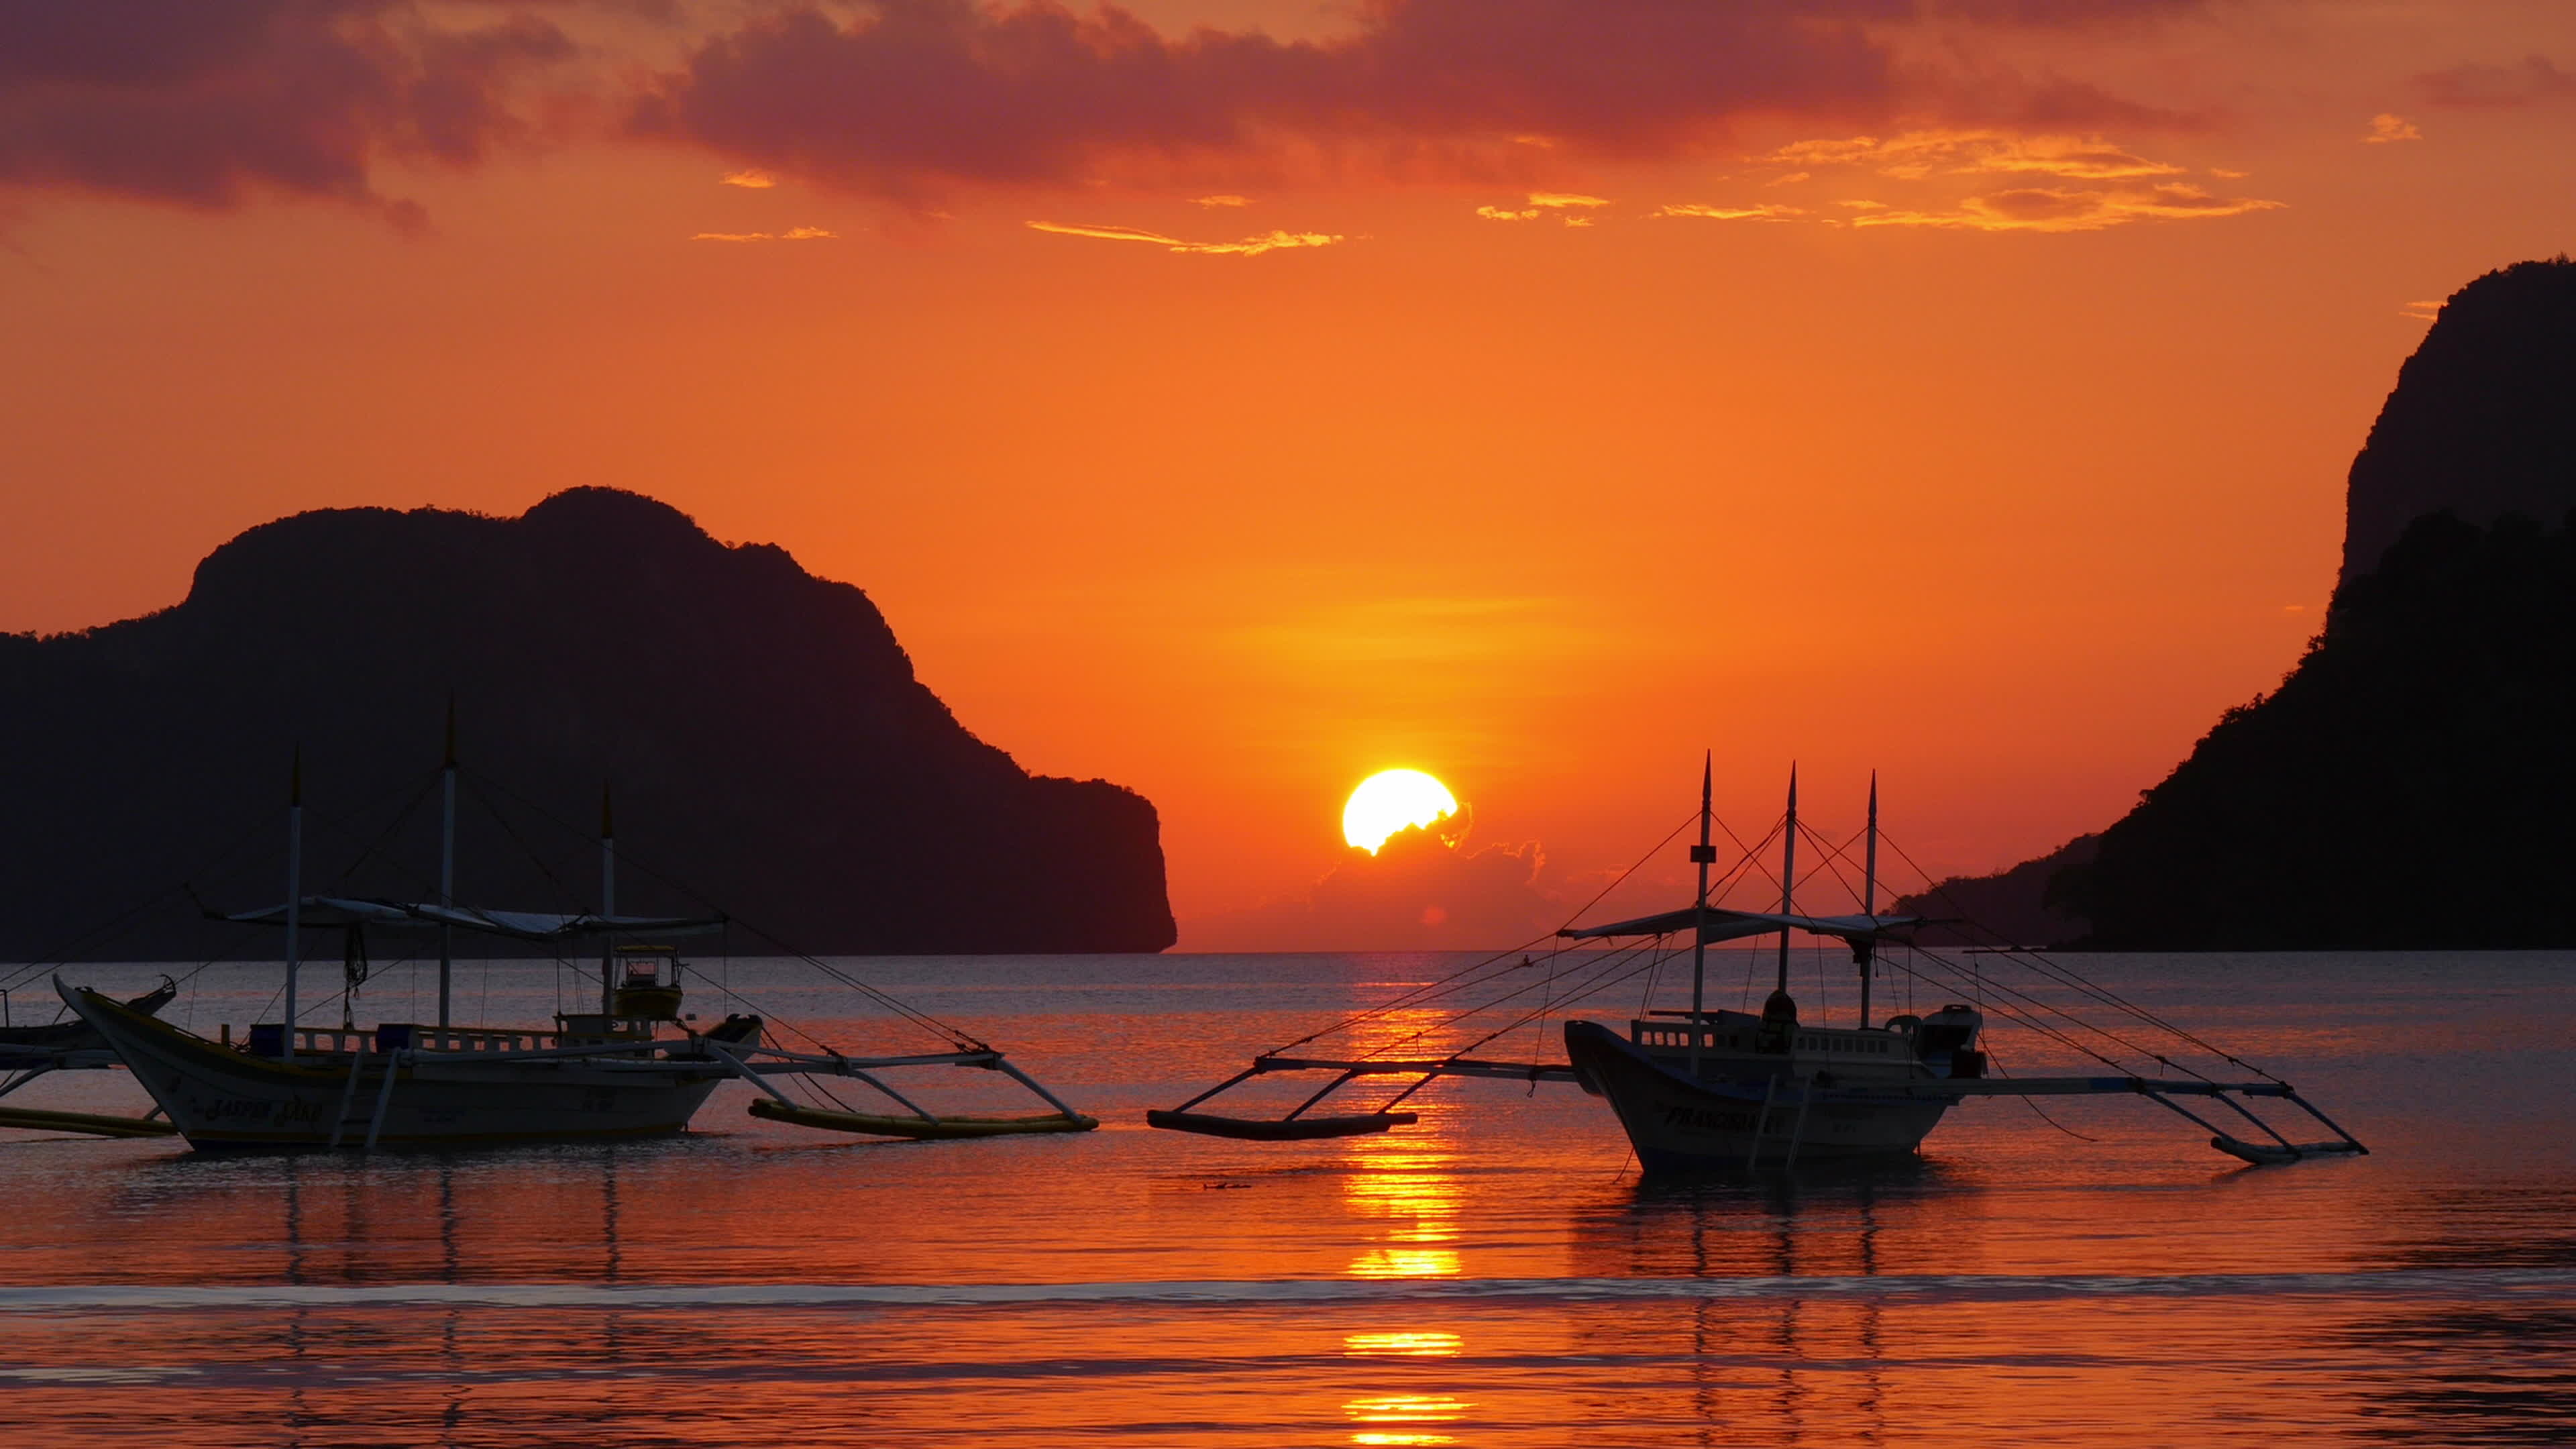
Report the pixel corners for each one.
[1687,753,1716,1073]
[437,696,456,1032]
[600,783,616,1019]
[280,748,303,1059]
[1860,771,1878,1028]
[1776,764,1796,999]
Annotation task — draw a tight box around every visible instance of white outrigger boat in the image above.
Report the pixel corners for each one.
[1151,761,2366,1172]
[46,743,1096,1151]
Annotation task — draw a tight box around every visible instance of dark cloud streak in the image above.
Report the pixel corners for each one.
[0,1,574,219]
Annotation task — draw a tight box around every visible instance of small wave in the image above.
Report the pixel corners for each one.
[4,1267,2573,1314]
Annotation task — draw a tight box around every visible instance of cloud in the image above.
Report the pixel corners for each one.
[2364,113,2421,144]
[2399,299,2442,321]
[0,1,574,220]
[633,1,2193,199]
[1764,129,2188,180]
[2420,55,2576,109]
[1477,191,1608,223]
[1026,219,1344,255]
[1653,202,1805,221]
[1848,180,2282,231]
[1191,193,1251,207]
[720,169,778,188]
[1182,820,1564,951]
[692,226,837,241]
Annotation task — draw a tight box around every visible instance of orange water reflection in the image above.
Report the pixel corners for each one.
[1342,1393,1470,1446]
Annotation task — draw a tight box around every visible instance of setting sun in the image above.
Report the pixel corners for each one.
[1342,769,1458,853]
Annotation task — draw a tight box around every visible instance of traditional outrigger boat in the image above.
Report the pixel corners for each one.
[1150,761,2367,1172]
[38,739,1097,1152]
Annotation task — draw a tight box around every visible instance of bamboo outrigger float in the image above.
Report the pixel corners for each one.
[32,725,1096,1151]
[1150,758,2368,1172]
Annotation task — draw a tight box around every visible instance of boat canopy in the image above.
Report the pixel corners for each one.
[1559,905,1921,947]
[218,897,727,940]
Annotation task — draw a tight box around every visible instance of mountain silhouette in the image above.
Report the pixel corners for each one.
[2343,258,2576,586]
[0,488,1177,959]
[1913,258,2576,949]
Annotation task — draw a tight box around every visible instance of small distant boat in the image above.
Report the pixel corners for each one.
[1151,759,2368,1172]
[56,736,1097,1152]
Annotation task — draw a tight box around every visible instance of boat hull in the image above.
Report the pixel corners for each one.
[1564,1020,1957,1171]
[62,986,721,1150]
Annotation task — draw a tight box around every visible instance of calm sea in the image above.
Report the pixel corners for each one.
[2,950,2571,1446]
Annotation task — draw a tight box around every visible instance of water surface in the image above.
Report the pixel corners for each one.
[3,951,2570,1445]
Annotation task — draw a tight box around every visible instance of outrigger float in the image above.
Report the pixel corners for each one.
[19,731,1095,1151]
[1150,760,2367,1173]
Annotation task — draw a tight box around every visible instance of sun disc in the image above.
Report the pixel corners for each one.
[1343,769,1458,853]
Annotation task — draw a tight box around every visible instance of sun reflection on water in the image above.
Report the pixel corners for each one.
[1343,1393,1470,1446]
[1343,1331,1464,1357]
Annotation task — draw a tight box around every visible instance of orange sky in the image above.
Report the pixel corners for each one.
[3,1,2573,947]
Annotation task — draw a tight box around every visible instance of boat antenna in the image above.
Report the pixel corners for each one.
[438,692,457,1032]
[1776,763,1796,999]
[600,781,617,1020]
[1687,751,1716,1073]
[281,746,304,1059]
[1860,770,1878,1029]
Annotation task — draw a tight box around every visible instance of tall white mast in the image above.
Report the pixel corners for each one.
[1860,771,1878,1028]
[280,749,303,1059]
[600,783,617,1019]
[1775,763,1797,999]
[437,696,456,1032]
[1687,753,1715,1073]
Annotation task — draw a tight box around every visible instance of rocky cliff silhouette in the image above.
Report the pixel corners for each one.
[1919,258,2576,948]
[2343,258,2576,586]
[0,488,1177,958]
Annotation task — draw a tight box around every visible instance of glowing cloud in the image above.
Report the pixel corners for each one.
[1654,202,1805,221]
[1026,221,1344,256]
[1766,130,2189,180]
[719,170,777,189]
[2400,299,2443,321]
[690,226,837,241]
[1192,195,1252,207]
[2365,113,2423,144]
[1529,193,1610,209]
[1850,182,2283,232]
